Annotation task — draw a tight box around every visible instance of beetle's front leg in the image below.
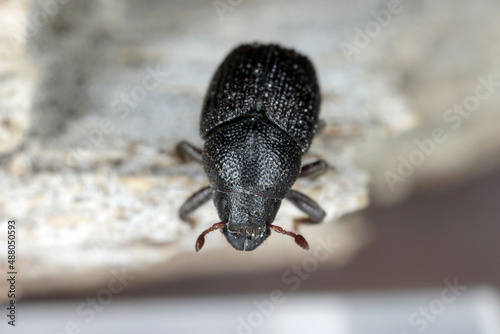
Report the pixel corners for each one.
[179,186,212,226]
[286,189,326,230]
[298,160,328,178]
[176,141,203,164]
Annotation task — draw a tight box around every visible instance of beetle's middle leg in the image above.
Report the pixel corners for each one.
[179,186,212,226]
[298,160,328,178]
[285,189,326,230]
[176,141,203,164]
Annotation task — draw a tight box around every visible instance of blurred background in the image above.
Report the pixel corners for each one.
[1,0,500,333]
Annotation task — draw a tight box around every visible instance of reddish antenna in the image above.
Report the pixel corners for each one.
[268,224,309,250]
[196,222,227,252]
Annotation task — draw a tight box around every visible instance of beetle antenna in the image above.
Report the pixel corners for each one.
[196,222,227,252]
[268,224,309,250]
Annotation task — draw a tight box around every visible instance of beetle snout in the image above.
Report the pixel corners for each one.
[222,225,269,251]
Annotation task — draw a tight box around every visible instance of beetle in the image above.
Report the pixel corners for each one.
[176,43,328,252]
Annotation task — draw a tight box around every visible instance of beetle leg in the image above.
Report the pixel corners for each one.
[179,186,212,226]
[176,141,203,164]
[286,189,326,230]
[298,160,328,178]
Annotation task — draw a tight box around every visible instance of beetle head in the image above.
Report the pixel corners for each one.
[214,190,278,251]
[195,191,309,251]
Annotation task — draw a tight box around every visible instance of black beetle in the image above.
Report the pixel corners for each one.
[176,43,328,252]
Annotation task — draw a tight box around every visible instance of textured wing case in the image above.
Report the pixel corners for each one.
[200,43,321,153]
